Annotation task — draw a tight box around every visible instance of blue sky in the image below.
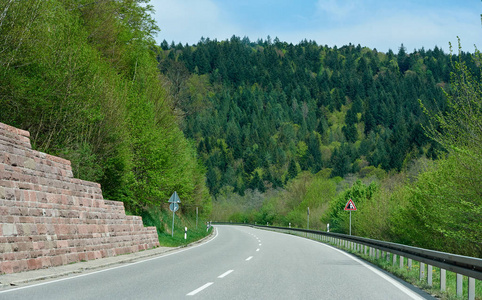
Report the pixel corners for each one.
[149,0,482,52]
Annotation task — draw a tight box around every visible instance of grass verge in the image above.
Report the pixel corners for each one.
[139,206,213,247]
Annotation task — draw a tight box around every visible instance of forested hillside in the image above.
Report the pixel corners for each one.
[156,37,481,257]
[0,0,211,217]
[156,37,478,196]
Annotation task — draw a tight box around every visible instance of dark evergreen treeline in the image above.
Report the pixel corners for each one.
[156,36,477,197]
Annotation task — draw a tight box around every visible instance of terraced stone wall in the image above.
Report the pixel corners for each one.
[0,122,160,274]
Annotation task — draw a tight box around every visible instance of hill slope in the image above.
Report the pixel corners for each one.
[156,37,479,196]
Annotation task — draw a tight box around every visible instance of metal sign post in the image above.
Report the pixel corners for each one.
[349,211,352,236]
[307,207,310,230]
[168,191,181,237]
[344,199,357,236]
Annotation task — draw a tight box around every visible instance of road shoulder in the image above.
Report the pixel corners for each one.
[0,230,215,288]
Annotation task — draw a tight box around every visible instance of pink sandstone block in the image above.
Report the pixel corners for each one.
[93,251,102,259]
[86,252,95,260]
[0,261,13,274]
[14,260,28,273]
[40,256,52,268]
[50,256,63,267]
[56,240,69,249]
[27,258,42,270]
[28,190,38,201]
[16,127,30,138]
[36,224,47,235]
[66,253,78,264]
[78,252,88,261]
[3,252,16,260]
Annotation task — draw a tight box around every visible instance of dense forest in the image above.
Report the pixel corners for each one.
[156,37,478,196]
[0,0,211,217]
[156,37,481,256]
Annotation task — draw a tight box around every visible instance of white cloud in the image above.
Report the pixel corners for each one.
[279,4,481,52]
[315,0,361,20]
[149,0,482,52]
[151,0,241,44]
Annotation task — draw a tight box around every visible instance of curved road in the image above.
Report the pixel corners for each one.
[0,225,432,299]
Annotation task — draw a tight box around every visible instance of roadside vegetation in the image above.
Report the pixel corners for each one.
[139,206,212,247]
[0,0,212,242]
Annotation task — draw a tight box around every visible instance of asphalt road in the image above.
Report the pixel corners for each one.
[0,225,433,299]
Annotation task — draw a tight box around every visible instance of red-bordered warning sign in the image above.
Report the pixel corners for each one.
[344,199,357,211]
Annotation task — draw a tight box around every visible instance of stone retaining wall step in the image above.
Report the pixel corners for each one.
[0,122,160,274]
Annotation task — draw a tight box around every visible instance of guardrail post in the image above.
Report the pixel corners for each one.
[440,269,446,292]
[376,249,380,259]
[399,256,404,269]
[386,252,390,262]
[419,262,425,281]
[427,265,432,286]
[364,245,367,256]
[468,277,475,300]
[408,258,412,270]
[392,253,397,266]
[456,274,463,297]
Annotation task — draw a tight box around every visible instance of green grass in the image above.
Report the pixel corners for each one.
[139,206,213,247]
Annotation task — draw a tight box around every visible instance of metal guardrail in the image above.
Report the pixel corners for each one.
[213,222,481,299]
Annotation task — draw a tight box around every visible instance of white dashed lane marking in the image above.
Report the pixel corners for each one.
[187,282,213,296]
[218,270,234,278]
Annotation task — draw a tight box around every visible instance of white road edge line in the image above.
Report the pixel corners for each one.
[256,248,260,252]
[0,228,219,294]
[218,270,234,278]
[245,256,253,261]
[186,282,213,296]
[303,237,425,300]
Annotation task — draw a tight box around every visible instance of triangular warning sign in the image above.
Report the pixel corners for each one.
[344,199,357,211]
